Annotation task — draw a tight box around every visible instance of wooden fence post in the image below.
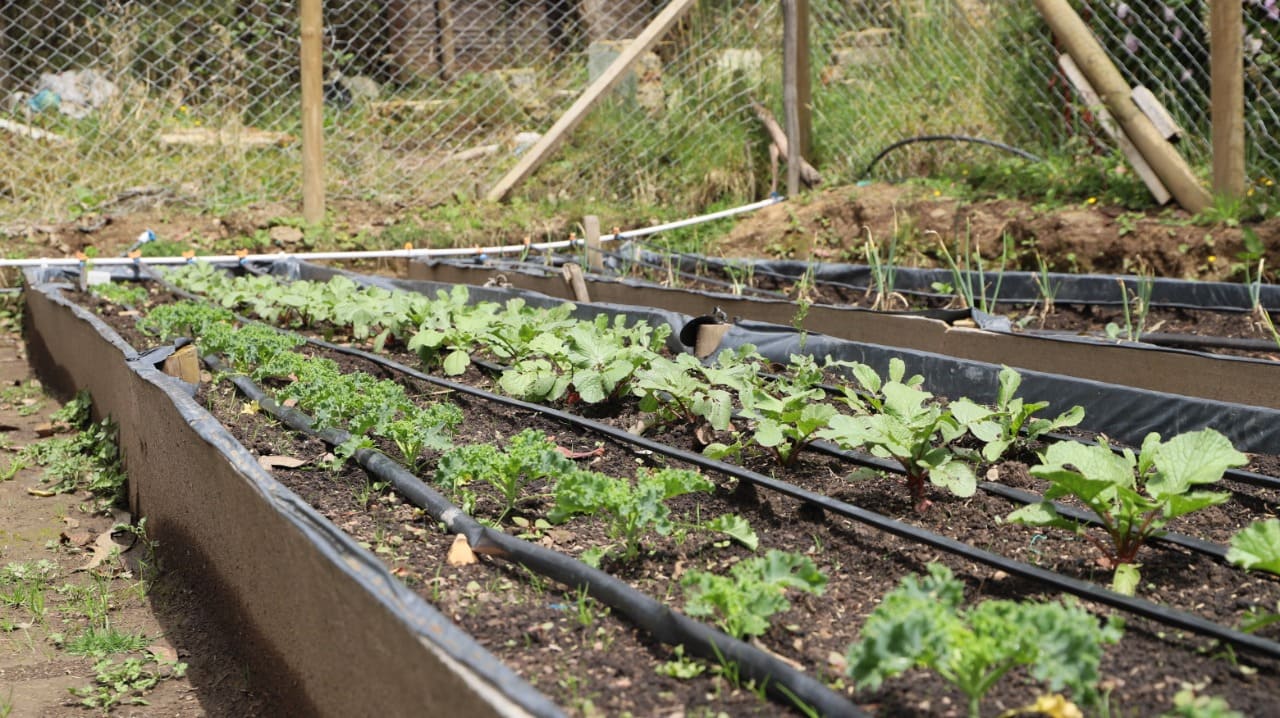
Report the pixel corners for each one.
[1210,0,1246,199]
[300,0,325,225]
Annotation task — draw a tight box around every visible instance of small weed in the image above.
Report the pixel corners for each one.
[65,627,150,658]
[68,654,188,711]
[656,644,706,679]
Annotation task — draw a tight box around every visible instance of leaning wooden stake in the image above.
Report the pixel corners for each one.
[1058,55,1170,205]
[485,0,698,203]
[1034,0,1210,213]
[751,102,822,190]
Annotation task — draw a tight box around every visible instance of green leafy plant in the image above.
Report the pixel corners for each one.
[550,467,752,561]
[949,366,1084,462]
[90,281,149,307]
[384,402,463,469]
[1006,429,1247,584]
[436,429,576,521]
[680,550,827,639]
[1226,518,1280,576]
[68,653,188,710]
[1105,274,1154,342]
[846,563,1122,718]
[1161,682,1244,718]
[711,354,843,467]
[819,360,975,512]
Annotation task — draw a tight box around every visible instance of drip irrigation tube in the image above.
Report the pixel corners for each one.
[859,135,1043,179]
[301,337,1280,661]
[204,354,864,718]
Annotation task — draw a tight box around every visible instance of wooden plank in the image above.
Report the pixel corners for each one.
[1131,86,1181,142]
[794,0,812,158]
[485,0,699,203]
[299,0,325,224]
[1058,54,1171,205]
[1210,0,1246,198]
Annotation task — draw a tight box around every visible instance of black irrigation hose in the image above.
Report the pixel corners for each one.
[203,355,866,718]
[302,340,1280,662]
[859,135,1042,179]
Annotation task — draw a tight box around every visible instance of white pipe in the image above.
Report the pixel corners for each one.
[0,195,785,268]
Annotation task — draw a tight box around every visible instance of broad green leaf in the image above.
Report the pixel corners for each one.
[752,419,785,448]
[949,398,994,427]
[1111,563,1140,596]
[1161,491,1230,519]
[981,439,1012,464]
[850,362,882,394]
[1037,442,1135,489]
[1146,429,1247,499]
[1227,519,1280,575]
[929,460,975,498]
[996,365,1021,407]
[442,349,470,376]
[706,514,759,551]
[1005,502,1080,534]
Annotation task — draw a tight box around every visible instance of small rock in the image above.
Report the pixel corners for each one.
[269,225,304,244]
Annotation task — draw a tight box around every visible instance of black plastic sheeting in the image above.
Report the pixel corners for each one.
[616,247,1280,312]
[271,258,1280,455]
[25,272,564,718]
[207,354,866,718]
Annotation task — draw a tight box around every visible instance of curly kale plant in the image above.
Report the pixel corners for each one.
[846,564,1122,718]
[680,550,827,638]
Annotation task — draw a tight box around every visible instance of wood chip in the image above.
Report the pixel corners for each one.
[257,455,309,470]
[447,534,478,566]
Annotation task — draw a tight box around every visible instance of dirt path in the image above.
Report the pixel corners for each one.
[0,333,266,717]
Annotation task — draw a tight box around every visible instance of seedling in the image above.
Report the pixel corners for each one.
[436,429,576,521]
[680,550,827,639]
[712,354,844,467]
[949,366,1084,462]
[819,360,975,512]
[1006,429,1246,588]
[1105,273,1153,342]
[846,563,1122,718]
[68,653,188,710]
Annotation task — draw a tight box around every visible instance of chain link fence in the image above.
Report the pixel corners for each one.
[0,1,1276,226]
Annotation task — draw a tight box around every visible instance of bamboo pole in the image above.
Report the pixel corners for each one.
[485,0,698,203]
[1033,0,1210,214]
[1210,0,1245,198]
[299,0,325,224]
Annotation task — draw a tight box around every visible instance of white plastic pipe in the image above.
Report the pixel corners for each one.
[0,196,785,268]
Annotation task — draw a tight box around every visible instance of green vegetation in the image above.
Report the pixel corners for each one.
[68,654,188,711]
[1006,429,1247,591]
[1227,519,1280,576]
[846,564,1122,718]
[949,366,1084,463]
[681,550,827,639]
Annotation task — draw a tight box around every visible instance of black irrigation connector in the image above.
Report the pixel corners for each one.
[203,354,867,718]
[305,339,1280,662]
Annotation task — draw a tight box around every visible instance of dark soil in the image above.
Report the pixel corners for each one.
[71,284,1280,718]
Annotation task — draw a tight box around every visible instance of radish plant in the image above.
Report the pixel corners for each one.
[949,366,1084,462]
[819,362,975,512]
[1006,429,1247,587]
[846,563,1122,718]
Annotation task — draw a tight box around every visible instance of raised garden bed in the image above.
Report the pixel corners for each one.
[29,260,1280,717]
[403,252,1280,410]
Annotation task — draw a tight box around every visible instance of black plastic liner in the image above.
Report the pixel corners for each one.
[22,272,564,718]
[272,258,1280,455]
[207,354,866,718]
[620,248,1280,312]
